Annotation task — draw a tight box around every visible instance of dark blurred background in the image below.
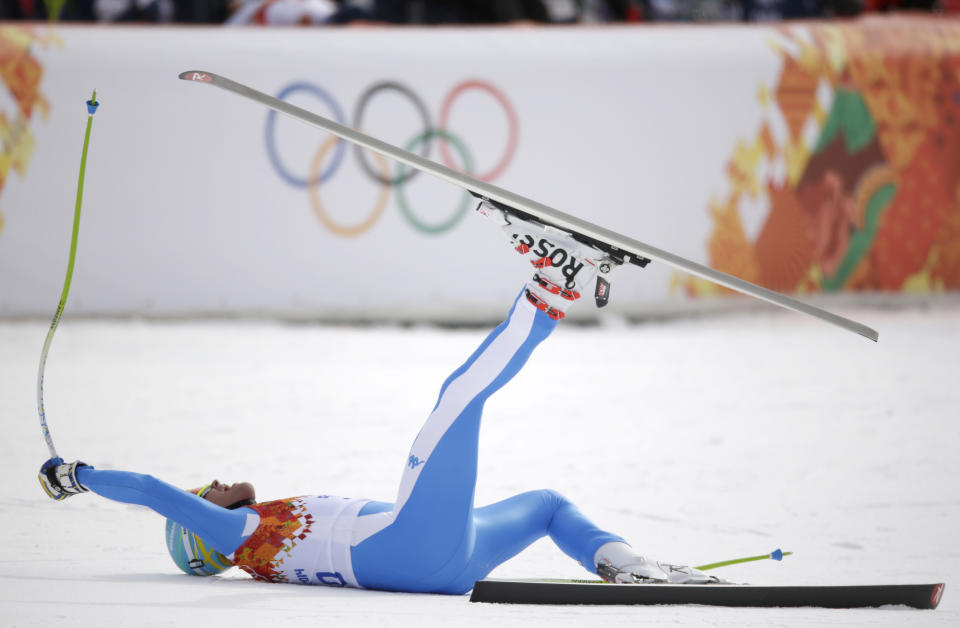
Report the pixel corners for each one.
[1,0,956,25]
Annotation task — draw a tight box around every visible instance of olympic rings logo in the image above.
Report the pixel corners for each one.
[264,79,518,236]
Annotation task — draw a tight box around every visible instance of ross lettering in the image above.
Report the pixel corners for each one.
[514,234,534,254]
[561,257,584,289]
[548,247,568,268]
[295,568,311,584]
[534,238,552,259]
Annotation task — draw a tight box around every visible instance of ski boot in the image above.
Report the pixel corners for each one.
[476,199,619,320]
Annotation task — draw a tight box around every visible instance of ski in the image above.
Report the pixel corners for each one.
[469,579,946,609]
[178,70,878,342]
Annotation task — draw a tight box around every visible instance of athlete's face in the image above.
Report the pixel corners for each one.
[202,479,256,507]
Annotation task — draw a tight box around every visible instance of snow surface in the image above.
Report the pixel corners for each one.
[1,304,958,627]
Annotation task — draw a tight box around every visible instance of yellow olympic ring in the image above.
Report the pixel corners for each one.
[308,136,391,237]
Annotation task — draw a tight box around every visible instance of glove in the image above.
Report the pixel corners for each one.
[39,458,90,501]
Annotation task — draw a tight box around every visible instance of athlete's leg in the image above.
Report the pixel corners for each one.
[351,207,617,593]
[77,467,253,555]
[438,489,625,594]
[352,292,556,591]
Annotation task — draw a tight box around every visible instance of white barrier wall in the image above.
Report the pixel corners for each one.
[2,19,958,321]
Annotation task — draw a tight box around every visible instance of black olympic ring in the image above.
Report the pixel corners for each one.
[352,81,432,187]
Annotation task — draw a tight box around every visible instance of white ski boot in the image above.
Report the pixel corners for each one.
[655,561,724,584]
[594,541,724,584]
[596,557,669,584]
[477,199,618,320]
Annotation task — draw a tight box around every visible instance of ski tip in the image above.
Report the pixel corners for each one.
[931,583,945,609]
[179,71,214,83]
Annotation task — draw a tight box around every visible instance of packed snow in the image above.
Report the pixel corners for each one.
[1,302,958,626]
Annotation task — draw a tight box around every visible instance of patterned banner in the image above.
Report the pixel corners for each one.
[0,26,59,237]
[682,17,960,298]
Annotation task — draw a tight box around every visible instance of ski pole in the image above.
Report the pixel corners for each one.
[572,548,795,583]
[696,548,792,571]
[37,90,99,461]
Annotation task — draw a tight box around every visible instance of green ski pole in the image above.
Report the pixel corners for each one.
[696,548,792,571]
[37,90,99,465]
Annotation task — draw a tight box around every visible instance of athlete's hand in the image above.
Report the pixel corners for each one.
[38,458,90,501]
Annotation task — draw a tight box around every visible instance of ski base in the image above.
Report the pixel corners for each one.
[179,70,879,342]
[469,579,945,609]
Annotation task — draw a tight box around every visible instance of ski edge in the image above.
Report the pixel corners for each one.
[177,70,878,343]
[468,579,945,610]
[469,579,946,610]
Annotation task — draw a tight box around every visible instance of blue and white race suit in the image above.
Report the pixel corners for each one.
[78,290,623,593]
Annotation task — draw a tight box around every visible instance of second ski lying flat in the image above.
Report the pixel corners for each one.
[469,579,946,609]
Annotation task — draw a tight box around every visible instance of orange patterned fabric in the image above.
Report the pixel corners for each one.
[231,498,315,583]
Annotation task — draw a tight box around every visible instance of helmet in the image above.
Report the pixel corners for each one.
[164,485,232,576]
[165,519,232,576]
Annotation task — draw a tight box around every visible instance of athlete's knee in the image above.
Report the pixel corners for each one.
[536,488,571,512]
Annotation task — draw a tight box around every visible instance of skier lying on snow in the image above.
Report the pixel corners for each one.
[38,202,718,594]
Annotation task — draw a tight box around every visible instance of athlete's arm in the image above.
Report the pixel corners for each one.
[54,462,252,555]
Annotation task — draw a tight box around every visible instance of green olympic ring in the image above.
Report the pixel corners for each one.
[393,129,475,235]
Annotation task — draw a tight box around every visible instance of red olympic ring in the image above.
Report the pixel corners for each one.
[437,80,519,182]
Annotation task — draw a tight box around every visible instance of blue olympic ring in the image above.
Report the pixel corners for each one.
[265,83,347,187]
